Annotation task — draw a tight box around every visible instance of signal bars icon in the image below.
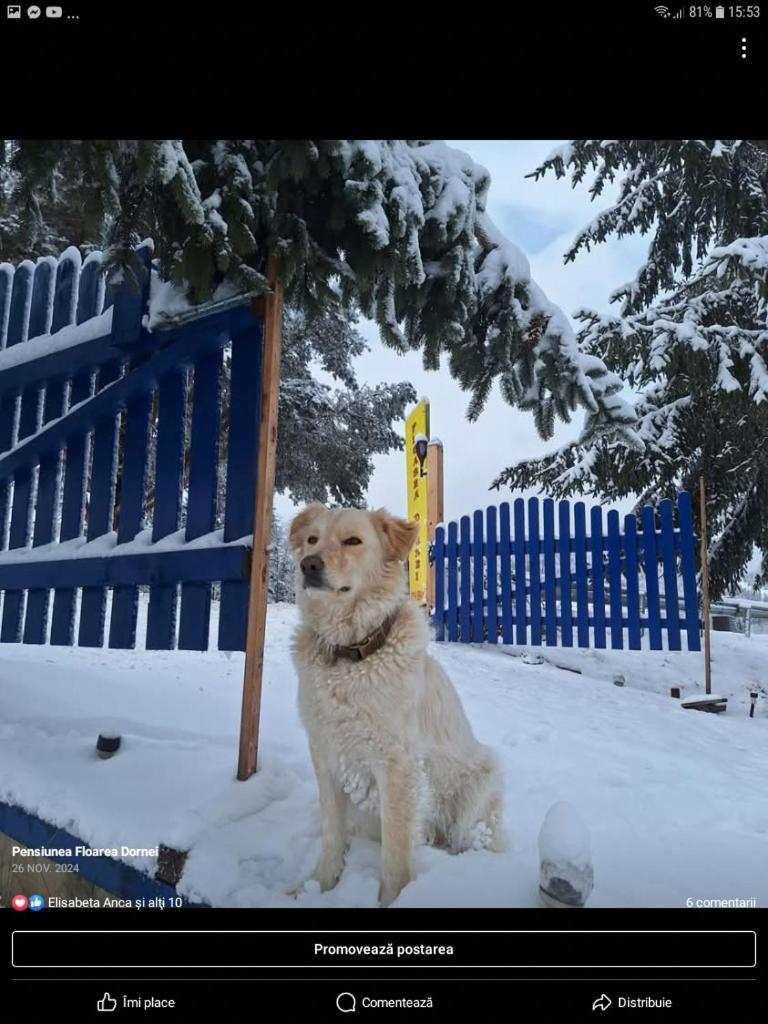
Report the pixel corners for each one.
[655,5,686,15]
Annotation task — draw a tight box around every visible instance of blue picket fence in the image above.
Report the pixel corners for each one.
[0,244,262,651]
[432,493,701,652]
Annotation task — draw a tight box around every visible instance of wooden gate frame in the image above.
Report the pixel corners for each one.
[237,255,283,780]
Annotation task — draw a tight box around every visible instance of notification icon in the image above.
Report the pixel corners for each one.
[11,894,29,911]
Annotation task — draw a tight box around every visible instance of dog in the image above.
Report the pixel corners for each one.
[288,503,504,907]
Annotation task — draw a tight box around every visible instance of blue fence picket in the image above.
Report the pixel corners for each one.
[109,391,152,649]
[447,520,459,641]
[528,497,542,645]
[485,506,497,644]
[49,368,93,645]
[179,350,222,651]
[573,502,589,647]
[606,509,623,649]
[543,498,557,646]
[101,266,121,313]
[17,263,54,569]
[624,514,642,650]
[50,249,80,333]
[145,371,186,650]
[79,359,122,647]
[558,501,573,647]
[433,525,446,641]
[23,378,67,643]
[498,502,512,644]
[110,244,151,346]
[77,253,104,324]
[514,498,527,644]
[0,263,35,637]
[28,258,55,339]
[0,263,13,347]
[658,499,681,651]
[590,505,606,648]
[6,261,33,349]
[677,491,701,651]
[472,509,484,642]
[0,463,33,642]
[0,388,16,462]
[642,505,663,650]
[48,252,87,644]
[24,258,81,643]
[219,322,263,651]
[459,515,471,643]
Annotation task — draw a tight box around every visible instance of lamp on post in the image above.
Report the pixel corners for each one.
[749,690,758,718]
[414,433,428,477]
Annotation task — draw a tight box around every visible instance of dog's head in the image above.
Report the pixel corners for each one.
[289,504,419,601]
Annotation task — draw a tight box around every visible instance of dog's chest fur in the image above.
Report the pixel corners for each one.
[292,615,426,801]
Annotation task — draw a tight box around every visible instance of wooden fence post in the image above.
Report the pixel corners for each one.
[699,476,712,695]
[426,438,444,611]
[237,255,284,781]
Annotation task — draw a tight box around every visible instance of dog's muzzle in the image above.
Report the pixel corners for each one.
[300,553,331,590]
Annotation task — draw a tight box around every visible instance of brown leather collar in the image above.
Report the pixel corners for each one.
[331,610,399,663]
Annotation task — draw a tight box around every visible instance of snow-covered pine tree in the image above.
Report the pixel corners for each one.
[0,140,109,260]
[494,140,768,600]
[0,139,638,448]
[268,513,296,604]
[214,305,415,512]
[274,307,414,505]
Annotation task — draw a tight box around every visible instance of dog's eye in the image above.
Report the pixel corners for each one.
[343,537,362,546]
[307,536,318,545]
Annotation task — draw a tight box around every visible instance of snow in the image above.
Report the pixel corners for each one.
[539,801,591,866]
[707,235,768,272]
[0,308,113,374]
[0,525,248,566]
[1,601,767,909]
[147,272,194,331]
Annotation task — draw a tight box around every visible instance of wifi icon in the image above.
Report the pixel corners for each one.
[655,5,670,14]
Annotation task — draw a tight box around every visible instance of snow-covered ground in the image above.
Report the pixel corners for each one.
[1,600,766,909]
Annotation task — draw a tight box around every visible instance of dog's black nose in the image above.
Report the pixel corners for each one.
[301,554,325,575]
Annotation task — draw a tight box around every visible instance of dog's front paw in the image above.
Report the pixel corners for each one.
[312,853,346,893]
[378,873,411,908]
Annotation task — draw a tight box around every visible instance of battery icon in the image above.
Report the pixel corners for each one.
[715,5,725,16]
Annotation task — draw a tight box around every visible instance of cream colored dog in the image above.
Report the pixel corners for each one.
[288,503,504,907]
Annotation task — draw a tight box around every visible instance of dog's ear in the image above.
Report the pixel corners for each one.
[373,509,419,562]
[289,503,325,549]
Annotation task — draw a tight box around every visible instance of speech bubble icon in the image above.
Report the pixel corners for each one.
[336,992,356,1013]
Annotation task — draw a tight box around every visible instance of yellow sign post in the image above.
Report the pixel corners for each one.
[405,399,430,604]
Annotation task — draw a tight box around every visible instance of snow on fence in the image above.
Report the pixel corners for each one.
[0,244,262,651]
[432,493,702,652]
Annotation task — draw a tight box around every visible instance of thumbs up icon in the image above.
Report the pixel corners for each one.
[97,992,118,1012]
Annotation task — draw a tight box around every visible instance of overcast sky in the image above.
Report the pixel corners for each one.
[275,140,649,527]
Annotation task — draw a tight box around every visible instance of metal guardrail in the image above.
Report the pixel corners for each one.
[709,600,768,638]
